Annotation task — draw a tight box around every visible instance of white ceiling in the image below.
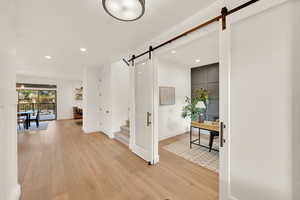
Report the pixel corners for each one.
[158,32,219,68]
[16,0,217,80]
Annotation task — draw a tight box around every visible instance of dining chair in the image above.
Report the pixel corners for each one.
[17,114,26,130]
[30,110,40,128]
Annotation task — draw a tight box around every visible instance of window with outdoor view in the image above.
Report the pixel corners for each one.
[17,83,57,120]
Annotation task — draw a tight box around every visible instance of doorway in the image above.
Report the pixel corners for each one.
[17,83,57,121]
[154,31,220,174]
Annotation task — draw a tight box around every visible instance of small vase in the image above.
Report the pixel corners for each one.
[199,113,205,123]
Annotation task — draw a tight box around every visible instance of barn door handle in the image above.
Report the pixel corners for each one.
[147,112,152,127]
[220,122,226,147]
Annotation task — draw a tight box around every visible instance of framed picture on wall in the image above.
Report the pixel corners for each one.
[159,87,175,105]
[75,87,83,101]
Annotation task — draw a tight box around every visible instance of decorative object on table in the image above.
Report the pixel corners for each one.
[196,101,206,123]
[195,88,209,103]
[195,88,209,121]
[181,96,201,121]
[159,87,175,105]
[75,87,83,101]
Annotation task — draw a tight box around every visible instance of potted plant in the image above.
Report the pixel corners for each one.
[195,88,209,122]
[181,88,209,123]
[195,88,209,105]
[181,96,202,121]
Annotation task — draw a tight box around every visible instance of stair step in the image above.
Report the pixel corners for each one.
[120,125,130,134]
[114,132,129,146]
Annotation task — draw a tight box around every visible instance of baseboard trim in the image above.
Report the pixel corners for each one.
[159,131,189,141]
[82,127,100,134]
[8,184,21,200]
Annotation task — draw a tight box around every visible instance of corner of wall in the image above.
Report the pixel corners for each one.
[8,184,21,200]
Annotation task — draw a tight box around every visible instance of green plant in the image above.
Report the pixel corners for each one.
[195,88,209,104]
[181,96,202,121]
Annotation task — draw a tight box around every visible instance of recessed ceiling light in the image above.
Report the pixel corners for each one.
[171,50,176,54]
[80,48,87,52]
[45,56,52,59]
[196,59,200,63]
[142,62,146,65]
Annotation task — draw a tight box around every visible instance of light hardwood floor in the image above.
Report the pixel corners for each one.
[18,120,218,200]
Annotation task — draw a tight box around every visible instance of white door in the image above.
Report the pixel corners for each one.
[219,2,294,200]
[219,18,230,200]
[130,57,157,164]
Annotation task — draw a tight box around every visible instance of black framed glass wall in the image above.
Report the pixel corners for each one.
[191,63,219,121]
[17,83,57,121]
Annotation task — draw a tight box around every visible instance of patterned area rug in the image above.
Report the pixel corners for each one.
[163,135,219,172]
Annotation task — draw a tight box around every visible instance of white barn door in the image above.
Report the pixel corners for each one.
[129,55,159,164]
[219,1,296,200]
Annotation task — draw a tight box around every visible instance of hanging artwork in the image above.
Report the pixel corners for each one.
[75,87,83,100]
[159,87,175,105]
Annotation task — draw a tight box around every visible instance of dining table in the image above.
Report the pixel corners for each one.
[18,111,34,129]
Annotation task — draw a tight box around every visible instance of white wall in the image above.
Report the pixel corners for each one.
[0,0,20,199]
[157,58,191,140]
[16,75,82,120]
[83,65,114,137]
[83,61,130,136]
[83,66,102,133]
[223,1,299,200]
[111,61,130,133]
[291,2,300,199]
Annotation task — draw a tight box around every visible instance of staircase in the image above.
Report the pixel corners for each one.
[114,120,130,146]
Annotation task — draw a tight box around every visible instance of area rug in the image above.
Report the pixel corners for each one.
[163,134,219,172]
[17,122,49,133]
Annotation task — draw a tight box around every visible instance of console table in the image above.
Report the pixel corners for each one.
[190,121,220,152]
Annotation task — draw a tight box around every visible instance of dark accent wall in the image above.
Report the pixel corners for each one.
[191,63,219,121]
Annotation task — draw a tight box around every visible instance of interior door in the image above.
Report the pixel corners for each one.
[219,3,294,200]
[130,57,156,164]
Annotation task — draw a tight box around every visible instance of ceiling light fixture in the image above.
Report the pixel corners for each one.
[171,50,176,54]
[80,48,87,52]
[102,0,145,22]
[196,59,200,63]
[45,56,52,60]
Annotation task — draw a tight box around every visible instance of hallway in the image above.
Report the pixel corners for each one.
[18,120,218,200]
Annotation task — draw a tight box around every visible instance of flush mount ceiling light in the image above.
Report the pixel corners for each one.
[102,0,145,22]
[45,56,52,60]
[80,48,87,52]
